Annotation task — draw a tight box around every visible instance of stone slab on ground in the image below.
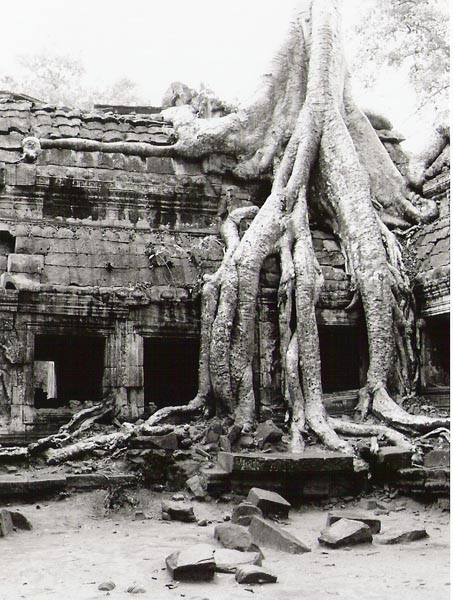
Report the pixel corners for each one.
[247,487,291,518]
[0,509,13,537]
[235,564,277,584]
[327,510,381,534]
[376,528,429,545]
[231,502,263,526]
[214,523,255,552]
[249,516,311,554]
[218,451,354,474]
[161,500,196,523]
[166,544,216,581]
[319,518,373,548]
[213,549,262,573]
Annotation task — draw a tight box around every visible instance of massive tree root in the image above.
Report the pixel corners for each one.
[145,0,449,453]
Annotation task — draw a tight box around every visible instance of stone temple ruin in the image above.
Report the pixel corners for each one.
[0,91,450,503]
[0,92,449,443]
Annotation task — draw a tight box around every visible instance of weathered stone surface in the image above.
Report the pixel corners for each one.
[0,509,13,537]
[186,474,207,500]
[247,488,291,518]
[218,451,353,475]
[98,581,116,591]
[424,450,450,468]
[249,516,311,554]
[373,447,413,472]
[214,523,254,552]
[213,549,262,573]
[376,528,429,545]
[8,511,32,530]
[129,433,178,450]
[231,502,263,526]
[255,420,283,449]
[327,511,381,534]
[319,518,373,548]
[161,500,196,523]
[235,565,277,584]
[166,544,216,581]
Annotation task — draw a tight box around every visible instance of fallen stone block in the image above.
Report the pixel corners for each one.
[166,544,216,581]
[8,511,32,531]
[376,528,429,545]
[213,549,262,573]
[231,502,263,526]
[235,565,277,584]
[327,511,381,534]
[247,487,291,518]
[161,500,196,523]
[214,523,255,552]
[255,420,283,449]
[0,509,13,537]
[186,474,207,500]
[249,516,311,554]
[319,518,373,548]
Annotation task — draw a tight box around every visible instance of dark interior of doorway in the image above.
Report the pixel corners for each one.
[144,337,199,410]
[34,334,105,408]
[318,325,361,393]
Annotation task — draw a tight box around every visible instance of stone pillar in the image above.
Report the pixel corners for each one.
[103,321,144,421]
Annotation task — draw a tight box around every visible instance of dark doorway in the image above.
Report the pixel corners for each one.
[424,314,450,387]
[34,334,105,407]
[144,337,199,409]
[319,326,360,393]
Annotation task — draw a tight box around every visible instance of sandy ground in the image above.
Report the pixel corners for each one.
[0,489,450,600]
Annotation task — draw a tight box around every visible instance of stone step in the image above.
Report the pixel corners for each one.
[216,451,365,502]
[0,472,136,499]
[395,466,450,496]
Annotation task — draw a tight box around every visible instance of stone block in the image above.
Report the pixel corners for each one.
[235,565,277,584]
[130,433,178,450]
[319,518,372,548]
[249,516,311,554]
[166,544,216,581]
[213,549,262,573]
[376,528,429,545]
[7,254,44,275]
[247,487,291,518]
[0,509,13,536]
[327,511,381,534]
[161,500,196,523]
[374,447,413,471]
[8,511,32,531]
[424,450,450,468]
[214,523,255,552]
[255,420,283,449]
[231,502,263,526]
[217,451,353,475]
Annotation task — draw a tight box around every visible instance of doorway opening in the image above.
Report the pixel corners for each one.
[318,325,361,393]
[33,334,105,408]
[144,337,199,410]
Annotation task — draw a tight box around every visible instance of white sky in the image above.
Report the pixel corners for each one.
[0,1,440,148]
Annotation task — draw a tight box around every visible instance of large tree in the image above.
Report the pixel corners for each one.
[29,0,449,462]
[143,0,448,453]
